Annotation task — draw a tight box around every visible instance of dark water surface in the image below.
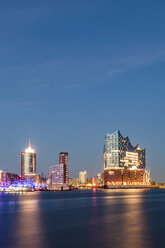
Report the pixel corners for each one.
[0,189,165,248]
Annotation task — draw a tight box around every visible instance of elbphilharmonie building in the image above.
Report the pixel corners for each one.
[104,130,145,169]
[103,130,150,186]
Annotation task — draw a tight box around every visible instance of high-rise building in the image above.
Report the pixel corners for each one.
[103,130,149,186]
[79,171,87,185]
[21,142,36,178]
[59,152,68,184]
[104,130,145,170]
[49,164,64,185]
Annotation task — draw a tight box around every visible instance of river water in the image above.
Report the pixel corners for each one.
[0,189,165,248]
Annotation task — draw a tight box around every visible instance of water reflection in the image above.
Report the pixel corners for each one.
[121,192,150,248]
[12,193,46,248]
[0,190,164,248]
[96,189,152,248]
[89,189,99,246]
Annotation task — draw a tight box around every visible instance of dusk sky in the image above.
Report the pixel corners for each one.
[0,0,165,181]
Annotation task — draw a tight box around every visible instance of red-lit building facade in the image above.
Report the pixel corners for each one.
[104,168,149,186]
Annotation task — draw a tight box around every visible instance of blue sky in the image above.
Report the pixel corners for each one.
[0,0,165,181]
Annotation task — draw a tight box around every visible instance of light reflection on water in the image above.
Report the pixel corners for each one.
[121,196,150,248]
[13,195,46,248]
[0,189,165,248]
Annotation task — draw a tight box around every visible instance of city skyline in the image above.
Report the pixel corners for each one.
[0,130,149,181]
[0,1,165,181]
[0,128,162,181]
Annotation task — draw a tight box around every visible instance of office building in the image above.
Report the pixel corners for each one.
[59,152,68,184]
[79,171,87,185]
[21,142,36,178]
[49,164,64,185]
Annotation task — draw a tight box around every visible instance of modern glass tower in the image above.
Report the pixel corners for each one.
[104,130,145,170]
[59,152,68,184]
[21,142,36,177]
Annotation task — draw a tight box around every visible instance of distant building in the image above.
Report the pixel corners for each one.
[97,173,104,186]
[49,164,65,185]
[103,130,150,186]
[87,178,92,185]
[21,142,36,178]
[79,171,87,185]
[35,174,43,185]
[85,174,103,187]
[92,176,98,186]
[69,178,80,186]
[0,170,20,186]
[59,152,68,184]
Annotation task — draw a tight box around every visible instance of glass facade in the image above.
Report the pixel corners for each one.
[21,144,36,176]
[104,131,119,168]
[104,130,145,170]
[49,164,64,185]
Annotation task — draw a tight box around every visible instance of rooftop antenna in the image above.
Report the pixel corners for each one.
[29,139,31,147]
